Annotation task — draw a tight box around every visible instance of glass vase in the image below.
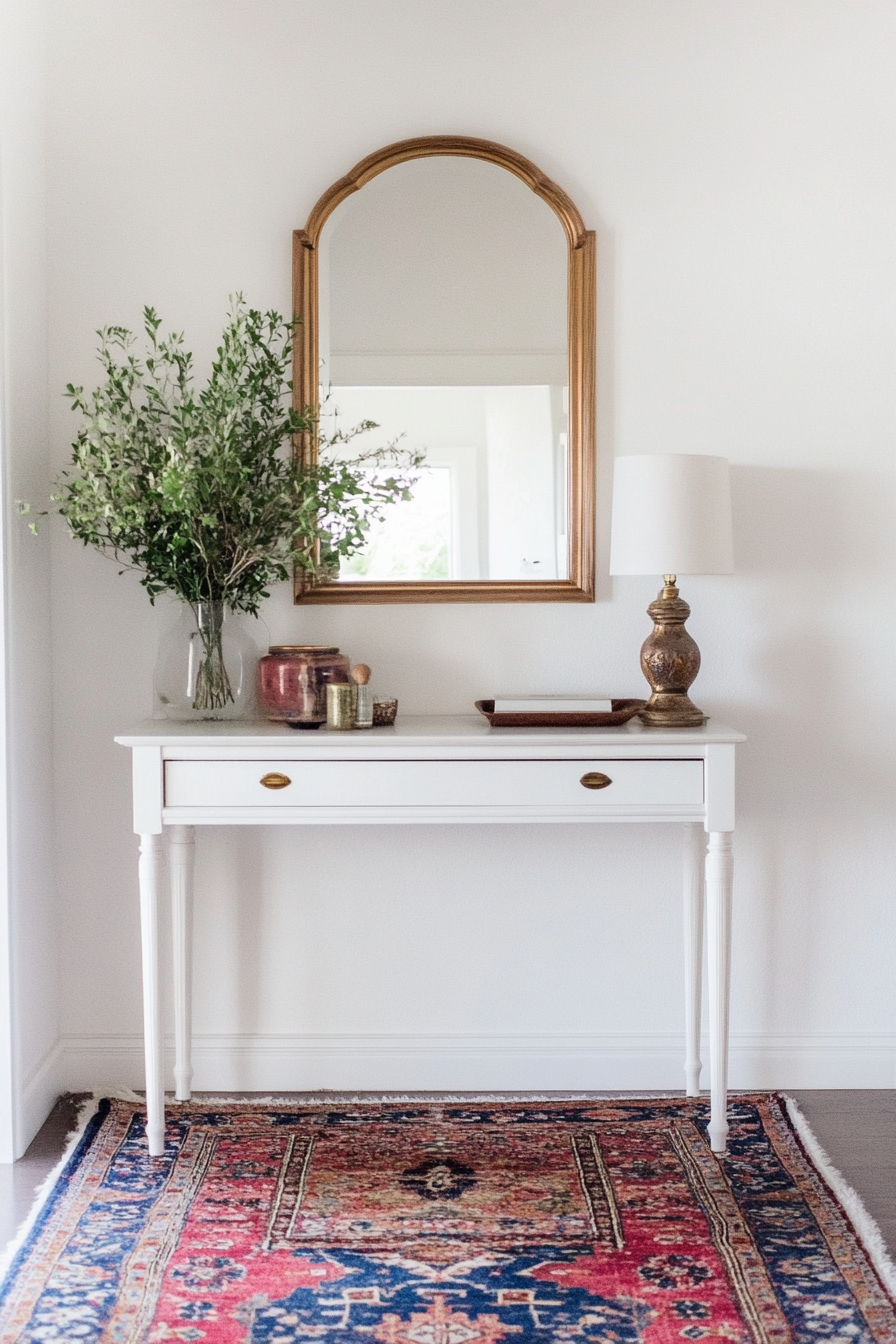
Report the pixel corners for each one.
[155,601,259,721]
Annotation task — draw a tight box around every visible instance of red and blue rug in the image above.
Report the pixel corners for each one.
[1,1094,894,1342]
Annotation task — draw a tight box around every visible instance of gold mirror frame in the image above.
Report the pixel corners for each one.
[293,135,595,604]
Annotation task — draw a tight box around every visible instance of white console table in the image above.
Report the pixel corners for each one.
[117,716,744,1157]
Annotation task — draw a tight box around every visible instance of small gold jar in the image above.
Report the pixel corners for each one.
[326,682,358,730]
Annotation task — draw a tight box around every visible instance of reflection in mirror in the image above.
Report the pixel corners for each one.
[325,387,568,582]
[293,137,595,602]
[319,158,568,583]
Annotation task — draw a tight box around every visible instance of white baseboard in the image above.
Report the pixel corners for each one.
[58,1032,896,1094]
[18,1038,64,1157]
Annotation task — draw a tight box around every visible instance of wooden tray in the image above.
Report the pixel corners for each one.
[475,698,646,728]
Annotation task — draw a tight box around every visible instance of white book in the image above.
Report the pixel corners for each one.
[493,696,614,713]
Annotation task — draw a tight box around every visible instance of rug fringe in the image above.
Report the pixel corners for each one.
[0,1087,142,1281]
[154,1090,690,1105]
[784,1094,896,1298]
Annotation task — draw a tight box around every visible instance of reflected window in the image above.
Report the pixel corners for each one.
[324,384,567,582]
[342,466,451,581]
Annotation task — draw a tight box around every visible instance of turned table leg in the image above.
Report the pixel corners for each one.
[706,831,733,1153]
[683,824,706,1097]
[170,825,195,1102]
[138,832,165,1156]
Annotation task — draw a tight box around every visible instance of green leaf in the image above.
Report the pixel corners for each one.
[35,296,420,614]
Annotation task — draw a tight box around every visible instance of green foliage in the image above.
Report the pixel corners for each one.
[33,297,421,615]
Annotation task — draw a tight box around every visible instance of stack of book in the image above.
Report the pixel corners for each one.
[492,696,613,714]
[476,694,647,727]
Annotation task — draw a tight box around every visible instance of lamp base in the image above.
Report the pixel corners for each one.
[637,576,708,727]
[639,691,707,728]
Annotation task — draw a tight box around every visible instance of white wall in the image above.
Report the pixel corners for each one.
[0,0,58,1159]
[42,1,896,1099]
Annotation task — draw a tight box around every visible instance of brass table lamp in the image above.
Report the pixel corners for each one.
[610,454,734,727]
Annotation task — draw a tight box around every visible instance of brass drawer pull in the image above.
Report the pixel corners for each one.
[260,772,292,790]
[580,771,612,790]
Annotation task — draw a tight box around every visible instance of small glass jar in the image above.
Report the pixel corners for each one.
[355,684,374,728]
[256,646,351,729]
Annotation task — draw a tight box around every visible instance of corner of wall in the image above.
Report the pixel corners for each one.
[0,0,60,1160]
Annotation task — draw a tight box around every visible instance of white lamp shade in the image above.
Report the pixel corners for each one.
[609,454,734,576]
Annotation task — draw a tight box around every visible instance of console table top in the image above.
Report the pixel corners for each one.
[116,714,746,749]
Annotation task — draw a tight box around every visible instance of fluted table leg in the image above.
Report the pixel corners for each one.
[706,831,733,1153]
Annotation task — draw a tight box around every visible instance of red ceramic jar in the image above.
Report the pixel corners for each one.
[256,646,351,728]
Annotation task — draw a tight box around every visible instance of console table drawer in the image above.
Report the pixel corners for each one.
[164,759,703,810]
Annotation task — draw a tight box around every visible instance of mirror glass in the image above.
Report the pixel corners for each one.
[318,156,570,584]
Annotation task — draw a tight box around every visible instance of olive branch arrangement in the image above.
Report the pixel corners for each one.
[24,296,421,612]
[21,298,422,710]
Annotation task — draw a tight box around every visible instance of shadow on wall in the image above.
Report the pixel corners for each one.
[723,464,896,1031]
[729,462,895,817]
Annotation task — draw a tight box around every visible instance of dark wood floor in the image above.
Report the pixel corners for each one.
[1,1091,895,1259]
[789,1089,896,1257]
[0,1093,84,1256]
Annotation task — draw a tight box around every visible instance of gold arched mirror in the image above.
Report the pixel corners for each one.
[293,136,595,603]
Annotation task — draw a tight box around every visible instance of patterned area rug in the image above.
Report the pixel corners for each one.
[1,1094,895,1342]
